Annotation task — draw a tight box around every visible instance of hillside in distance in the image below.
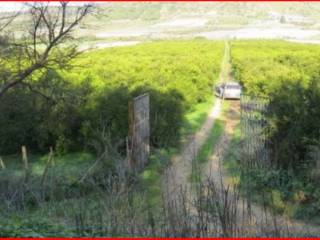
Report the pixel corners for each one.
[75,2,320,49]
[2,2,320,49]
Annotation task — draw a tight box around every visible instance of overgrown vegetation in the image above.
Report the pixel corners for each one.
[0,156,309,237]
[230,40,320,223]
[0,40,225,236]
[0,40,223,155]
[2,38,320,236]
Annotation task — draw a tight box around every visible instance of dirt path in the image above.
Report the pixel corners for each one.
[201,41,320,236]
[163,42,230,202]
[163,40,320,236]
[203,100,239,185]
[203,100,320,236]
[164,98,222,201]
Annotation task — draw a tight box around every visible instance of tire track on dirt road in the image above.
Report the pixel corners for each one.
[201,43,320,236]
[163,40,320,236]
[203,100,320,236]
[163,42,230,203]
[163,98,222,202]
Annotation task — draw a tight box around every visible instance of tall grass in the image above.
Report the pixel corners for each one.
[1,147,316,237]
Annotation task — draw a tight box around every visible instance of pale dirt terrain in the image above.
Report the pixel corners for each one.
[163,98,222,202]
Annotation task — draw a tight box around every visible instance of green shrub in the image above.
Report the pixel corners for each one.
[0,217,73,237]
[231,40,320,222]
[231,40,320,171]
[0,40,224,155]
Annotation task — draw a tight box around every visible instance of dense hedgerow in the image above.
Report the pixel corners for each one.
[231,40,320,96]
[0,40,223,154]
[231,40,320,169]
[230,40,320,221]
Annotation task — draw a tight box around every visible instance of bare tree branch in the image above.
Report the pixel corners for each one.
[0,11,20,32]
[0,2,92,97]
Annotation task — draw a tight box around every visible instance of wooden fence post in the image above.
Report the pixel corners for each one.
[128,101,134,169]
[22,145,29,182]
[50,146,55,166]
[41,147,54,187]
[0,156,5,170]
[126,136,131,168]
[128,93,150,172]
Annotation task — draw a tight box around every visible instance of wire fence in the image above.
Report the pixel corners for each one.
[240,93,271,168]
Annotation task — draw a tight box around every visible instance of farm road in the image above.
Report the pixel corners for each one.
[163,41,320,236]
[163,41,230,202]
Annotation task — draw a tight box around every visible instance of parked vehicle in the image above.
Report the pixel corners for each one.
[215,82,242,100]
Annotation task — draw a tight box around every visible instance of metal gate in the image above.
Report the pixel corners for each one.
[240,94,270,167]
[128,93,150,171]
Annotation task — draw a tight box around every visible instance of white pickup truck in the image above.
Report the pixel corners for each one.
[215,82,242,100]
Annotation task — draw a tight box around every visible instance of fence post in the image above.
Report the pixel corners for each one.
[128,101,134,169]
[41,147,54,187]
[50,146,55,166]
[22,145,29,183]
[128,93,150,172]
[0,156,5,170]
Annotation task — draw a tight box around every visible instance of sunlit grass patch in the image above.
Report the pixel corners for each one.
[181,96,214,139]
[189,119,225,184]
[138,148,174,208]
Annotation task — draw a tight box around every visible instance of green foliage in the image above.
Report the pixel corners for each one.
[229,40,320,223]
[231,40,320,171]
[69,40,223,107]
[267,78,320,170]
[0,40,223,155]
[138,148,175,208]
[70,40,223,149]
[181,96,214,138]
[231,40,317,96]
[0,152,95,184]
[190,119,224,184]
[0,88,41,154]
[0,217,73,237]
